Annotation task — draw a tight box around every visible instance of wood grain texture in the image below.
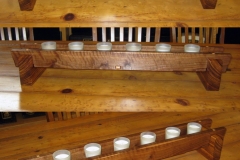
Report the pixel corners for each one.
[15,118,226,160]
[26,51,231,72]
[1,41,240,112]
[200,0,218,9]
[11,43,231,90]
[197,59,223,91]
[0,112,238,159]
[18,0,36,11]
[0,0,240,27]
[17,55,46,85]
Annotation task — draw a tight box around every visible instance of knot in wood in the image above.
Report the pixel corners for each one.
[175,99,189,106]
[64,13,75,21]
[61,88,73,94]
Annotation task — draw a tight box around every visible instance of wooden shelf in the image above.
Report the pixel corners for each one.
[26,119,226,160]
[11,42,231,91]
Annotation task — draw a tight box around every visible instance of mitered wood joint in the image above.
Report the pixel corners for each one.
[200,0,218,9]
[18,0,36,11]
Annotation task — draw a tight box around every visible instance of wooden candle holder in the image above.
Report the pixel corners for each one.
[26,119,226,160]
[11,42,232,91]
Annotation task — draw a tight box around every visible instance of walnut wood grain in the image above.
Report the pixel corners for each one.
[18,0,36,11]
[200,0,218,9]
[25,119,226,160]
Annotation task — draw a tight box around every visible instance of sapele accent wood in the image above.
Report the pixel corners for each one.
[25,119,226,160]
[11,43,231,91]
[18,0,36,11]
[200,0,218,9]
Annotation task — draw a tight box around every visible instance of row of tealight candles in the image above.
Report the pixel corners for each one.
[41,41,200,53]
[52,122,202,160]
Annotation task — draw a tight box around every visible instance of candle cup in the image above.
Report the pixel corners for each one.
[126,43,142,51]
[184,44,200,53]
[113,137,130,151]
[140,131,156,145]
[52,150,71,160]
[187,122,202,134]
[84,143,101,158]
[165,127,181,139]
[155,43,171,52]
[97,42,112,51]
[68,41,84,50]
[41,41,56,50]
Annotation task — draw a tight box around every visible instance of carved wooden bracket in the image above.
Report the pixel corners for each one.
[18,0,36,11]
[25,119,227,160]
[11,43,232,91]
[200,0,218,9]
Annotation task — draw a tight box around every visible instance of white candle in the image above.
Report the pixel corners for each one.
[126,43,141,51]
[84,143,101,158]
[41,41,56,50]
[97,42,112,51]
[68,41,84,50]
[114,137,130,151]
[155,43,171,52]
[52,150,71,160]
[165,127,181,139]
[140,131,156,145]
[184,44,200,53]
[187,122,202,134]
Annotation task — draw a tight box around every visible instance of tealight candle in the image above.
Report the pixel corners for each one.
[140,131,156,145]
[126,43,141,51]
[68,41,84,50]
[84,143,101,158]
[52,150,71,160]
[97,42,112,51]
[113,137,130,151]
[187,122,202,134]
[165,127,181,139]
[41,41,56,50]
[184,44,200,53]
[155,43,171,52]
